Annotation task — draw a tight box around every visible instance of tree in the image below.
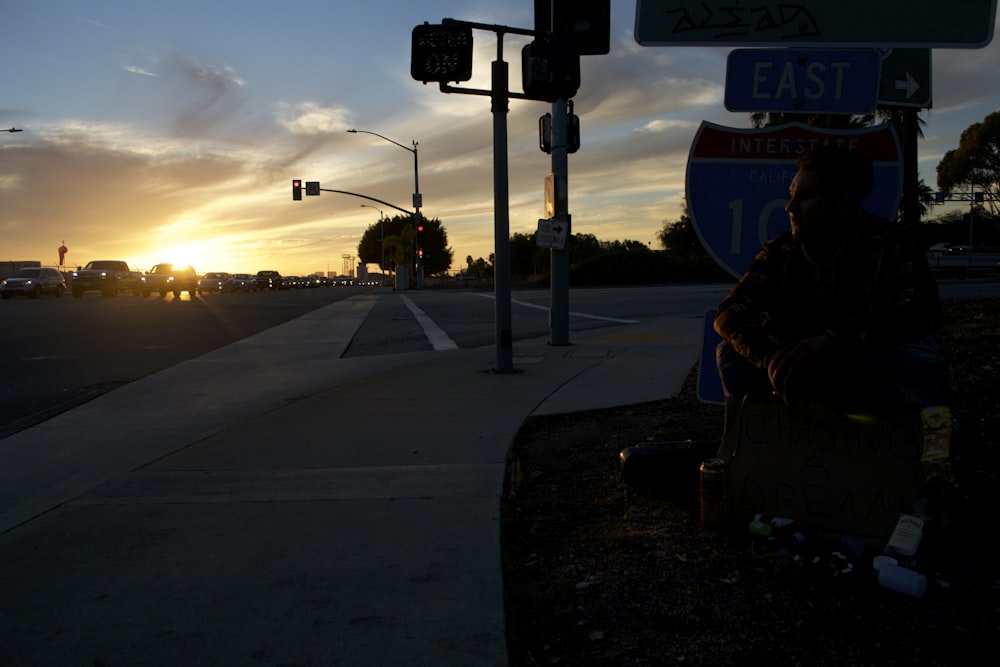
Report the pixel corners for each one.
[936,110,1000,216]
[657,214,707,259]
[357,214,455,277]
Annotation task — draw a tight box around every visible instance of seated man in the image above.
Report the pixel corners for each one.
[714,145,946,418]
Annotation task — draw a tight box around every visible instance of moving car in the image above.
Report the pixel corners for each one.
[255,270,283,290]
[928,243,967,255]
[142,263,198,297]
[231,273,256,291]
[1,267,67,299]
[71,260,142,297]
[197,272,233,294]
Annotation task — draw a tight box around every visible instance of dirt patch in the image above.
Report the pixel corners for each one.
[502,298,1000,666]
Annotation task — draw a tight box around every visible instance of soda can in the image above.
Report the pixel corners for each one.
[700,458,727,528]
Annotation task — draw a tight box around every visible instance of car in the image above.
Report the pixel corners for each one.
[255,270,283,290]
[142,263,198,297]
[71,260,143,297]
[230,273,256,291]
[928,243,967,255]
[197,272,233,294]
[1,267,67,299]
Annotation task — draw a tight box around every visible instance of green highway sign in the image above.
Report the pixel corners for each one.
[878,49,932,108]
[635,1,997,48]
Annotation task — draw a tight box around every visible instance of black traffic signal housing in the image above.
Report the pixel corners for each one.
[417,222,425,246]
[522,38,580,102]
[411,23,474,83]
[292,179,302,201]
[534,0,610,56]
[538,112,581,154]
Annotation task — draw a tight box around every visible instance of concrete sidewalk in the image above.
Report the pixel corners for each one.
[0,293,704,666]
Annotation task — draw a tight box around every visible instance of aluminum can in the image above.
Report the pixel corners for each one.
[700,458,727,528]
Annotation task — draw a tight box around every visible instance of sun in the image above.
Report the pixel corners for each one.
[157,244,210,272]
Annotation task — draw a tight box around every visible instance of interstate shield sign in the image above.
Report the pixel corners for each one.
[686,122,901,278]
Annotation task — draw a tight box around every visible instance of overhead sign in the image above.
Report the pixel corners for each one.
[725,49,881,114]
[536,217,568,250]
[305,181,321,196]
[686,122,901,278]
[878,49,932,108]
[635,0,997,48]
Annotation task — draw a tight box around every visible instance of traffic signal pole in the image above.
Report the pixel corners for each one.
[437,19,544,374]
[549,99,570,346]
[491,55,514,373]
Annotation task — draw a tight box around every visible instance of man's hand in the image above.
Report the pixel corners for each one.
[766,334,837,405]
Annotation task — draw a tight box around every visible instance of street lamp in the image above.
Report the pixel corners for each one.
[360,204,386,281]
[347,128,422,288]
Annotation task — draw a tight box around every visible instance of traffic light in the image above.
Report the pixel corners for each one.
[292,179,302,201]
[417,222,425,244]
[411,23,474,83]
[522,38,580,102]
[534,0,610,55]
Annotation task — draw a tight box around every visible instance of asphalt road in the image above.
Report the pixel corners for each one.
[0,286,372,439]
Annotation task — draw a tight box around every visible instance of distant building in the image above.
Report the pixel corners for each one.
[0,260,41,280]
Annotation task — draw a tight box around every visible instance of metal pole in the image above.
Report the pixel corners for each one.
[550,98,570,346]
[347,128,422,288]
[492,43,514,374]
[968,182,976,267]
[413,143,423,289]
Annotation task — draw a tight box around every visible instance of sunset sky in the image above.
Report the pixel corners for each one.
[3,1,999,277]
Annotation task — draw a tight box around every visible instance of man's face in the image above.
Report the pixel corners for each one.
[785,168,833,243]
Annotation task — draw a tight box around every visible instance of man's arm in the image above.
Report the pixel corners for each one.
[713,234,792,369]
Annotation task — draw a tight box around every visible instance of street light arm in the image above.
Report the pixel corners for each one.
[347,129,415,154]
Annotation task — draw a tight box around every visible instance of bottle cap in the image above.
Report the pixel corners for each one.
[872,555,897,571]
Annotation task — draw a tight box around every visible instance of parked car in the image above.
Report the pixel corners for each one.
[1,267,67,299]
[230,273,256,291]
[255,270,283,290]
[197,272,233,294]
[142,263,198,297]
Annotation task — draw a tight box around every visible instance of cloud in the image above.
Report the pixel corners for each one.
[123,65,158,77]
[275,102,351,135]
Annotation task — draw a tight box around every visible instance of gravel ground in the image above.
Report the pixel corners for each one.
[502,298,1000,666]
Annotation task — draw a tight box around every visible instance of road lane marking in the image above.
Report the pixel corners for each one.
[467,292,641,324]
[399,294,460,351]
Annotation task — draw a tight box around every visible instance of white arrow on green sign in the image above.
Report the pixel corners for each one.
[878,49,932,108]
[635,0,997,48]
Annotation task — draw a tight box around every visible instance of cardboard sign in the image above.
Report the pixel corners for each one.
[718,400,924,541]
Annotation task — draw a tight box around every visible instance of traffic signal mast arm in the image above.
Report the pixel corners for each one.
[314,187,416,217]
[435,18,550,100]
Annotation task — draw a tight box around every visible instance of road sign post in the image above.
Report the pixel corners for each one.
[686,122,901,278]
[635,0,997,48]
